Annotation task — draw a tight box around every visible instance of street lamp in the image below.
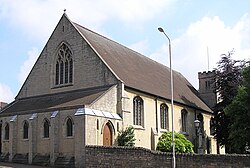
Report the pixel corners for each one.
[194,119,203,154]
[158,27,175,168]
[194,119,200,128]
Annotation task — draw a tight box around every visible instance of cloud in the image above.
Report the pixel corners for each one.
[18,48,39,85]
[108,0,172,24]
[150,14,250,89]
[0,0,174,40]
[0,83,14,103]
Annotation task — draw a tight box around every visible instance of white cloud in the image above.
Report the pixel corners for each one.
[151,14,250,89]
[108,0,173,24]
[0,83,14,103]
[18,48,39,85]
[0,0,174,40]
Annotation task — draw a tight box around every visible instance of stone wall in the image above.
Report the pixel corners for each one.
[85,145,250,168]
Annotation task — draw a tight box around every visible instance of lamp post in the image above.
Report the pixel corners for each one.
[158,27,175,168]
[194,119,203,154]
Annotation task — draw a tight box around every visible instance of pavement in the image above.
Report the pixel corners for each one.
[0,162,50,168]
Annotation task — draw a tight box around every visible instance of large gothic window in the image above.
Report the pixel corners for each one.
[55,43,73,85]
[133,96,144,126]
[160,103,169,129]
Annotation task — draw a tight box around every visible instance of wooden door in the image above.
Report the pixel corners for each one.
[103,124,112,146]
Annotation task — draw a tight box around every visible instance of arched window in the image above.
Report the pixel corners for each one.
[197,113,204,133]
[66,118,73,137]
[197,113,204,123]
[43,119,50,138]
[55,62,59,85]
[23,121,29,139]
[117,122,119,132]
[60,61,64,84]
[65,59,69,83]
[181,109,188,133]
[55,43,73,85]
[133,96,144,126]
[210,117,216,135]
[160,104,169,129]
[69,59,73,83]
[4,123,9,140]
[97,119,99,130]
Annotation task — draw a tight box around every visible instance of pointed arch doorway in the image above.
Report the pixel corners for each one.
[103,123,112,146]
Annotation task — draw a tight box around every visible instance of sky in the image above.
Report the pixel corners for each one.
[0,0,250,103]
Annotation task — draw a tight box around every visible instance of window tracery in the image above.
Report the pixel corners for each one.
[133,96,144,126]
[55,43,73,85]
[160,103,169,129]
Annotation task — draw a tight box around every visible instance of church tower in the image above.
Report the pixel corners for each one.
[198,71,217,110]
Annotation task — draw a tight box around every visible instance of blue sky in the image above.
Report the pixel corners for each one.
[0,0,250,103]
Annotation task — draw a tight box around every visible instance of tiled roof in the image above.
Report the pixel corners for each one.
[73,21,212,113]
[0,85,112,116]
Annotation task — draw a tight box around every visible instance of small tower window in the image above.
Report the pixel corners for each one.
[205,80,211,89]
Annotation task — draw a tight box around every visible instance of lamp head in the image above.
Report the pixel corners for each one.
[158,27,164,33]
[194,119,200,128]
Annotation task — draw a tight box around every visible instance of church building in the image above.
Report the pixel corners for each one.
[0,13,221,167]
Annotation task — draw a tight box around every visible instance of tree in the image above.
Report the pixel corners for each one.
[117,126,136,147]
[156,131,194,153]
[225,65,250,153]
[212,50,246,153]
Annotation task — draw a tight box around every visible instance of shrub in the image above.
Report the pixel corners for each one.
[117,126,136,147]
[156,131,194,153]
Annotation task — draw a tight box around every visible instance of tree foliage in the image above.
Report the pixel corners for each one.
[117,126,136,147]
[225,65,250,153]
[212,50,246,152]
[215,51,245,104]
[156,131,194,153]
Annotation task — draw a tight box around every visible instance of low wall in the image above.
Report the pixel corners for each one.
[85,145,250,168]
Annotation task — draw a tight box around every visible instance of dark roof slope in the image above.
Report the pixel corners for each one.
[0,85,112,116]
[73,22,211,113]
